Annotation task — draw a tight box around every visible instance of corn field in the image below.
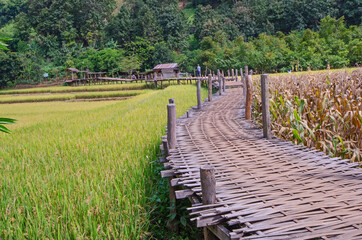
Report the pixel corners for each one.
[253,69,361,162]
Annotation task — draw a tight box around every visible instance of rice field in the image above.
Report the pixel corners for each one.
[0,85,208,239]
[0,90,146,104]
[0,83,148,95]
[253,69,361,162]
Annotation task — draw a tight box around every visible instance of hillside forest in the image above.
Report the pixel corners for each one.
[0,0,361,88]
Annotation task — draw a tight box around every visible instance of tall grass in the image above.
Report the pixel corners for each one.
[0,85,208,239]
[253,69,361,161]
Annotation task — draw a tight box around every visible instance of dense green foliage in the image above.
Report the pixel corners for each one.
[0,0,361,88]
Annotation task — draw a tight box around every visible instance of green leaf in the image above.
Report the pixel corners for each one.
[293,109,301,121]
[0,125,11,134]
[0,118,16,124]
[180,216,187,227]
[292,128,303,143]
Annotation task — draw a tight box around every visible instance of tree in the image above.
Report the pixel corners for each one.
[158,4,188,50]
[105,4,134,47]
[124,37,154,70]
[23,0,115,46]
[0,37,16,133]
[120,56,141,75]
[152,42,175,65]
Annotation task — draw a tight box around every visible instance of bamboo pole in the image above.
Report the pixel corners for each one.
[197,79,202,109]
[261,74,271,139]
[200,165,217,240]
[167,102,177,149]
[217,69,221,96]
[208,74,212,102]
[245,74,252,120]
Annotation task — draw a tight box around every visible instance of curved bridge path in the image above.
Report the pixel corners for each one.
[165,85,362,239]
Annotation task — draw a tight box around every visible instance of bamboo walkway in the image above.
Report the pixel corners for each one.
[163,85,362,239]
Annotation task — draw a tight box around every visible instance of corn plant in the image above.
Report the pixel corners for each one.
[253,69,361,161]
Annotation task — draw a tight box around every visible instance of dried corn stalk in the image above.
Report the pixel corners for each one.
[253,69,362,162]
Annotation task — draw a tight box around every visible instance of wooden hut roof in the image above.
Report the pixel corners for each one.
[153,63,178,70]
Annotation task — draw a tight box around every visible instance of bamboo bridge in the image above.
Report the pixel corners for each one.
[160,71,362,239]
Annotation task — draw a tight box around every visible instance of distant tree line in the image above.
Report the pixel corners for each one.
[0,0,361,88]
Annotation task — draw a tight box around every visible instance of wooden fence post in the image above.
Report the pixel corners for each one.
[167,102,177,149]
[227,69,230,79]
[197,79,202,109]
[200,165,216,204]
[243,66,248,105]
[200,165,217,240]
[235,69,238,82]
[222,75,226,92]
[232,69,235,81]
[245,74,252,120]
[261,74,271,139]
[240,68,243,83]
[208,74,212,102]
[162,139,169,157]
[217,69,221,96]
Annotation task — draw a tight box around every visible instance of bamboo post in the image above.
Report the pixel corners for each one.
[217,69,221,96]
[208,74,212,102]
[240,68,243,83]
[244,66,248,104]
[197,79,202,109]
[222,75,226,92]
[261,74,271,139]
[200,165,217,240]
[162,139,168,157]
[245,74,253,120]
[200,165,216,204]
[167,102,177,149]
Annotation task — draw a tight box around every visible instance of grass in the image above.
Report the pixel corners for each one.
[0,83,147,95]
[0,85,208,239]
[0,90,146,103]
